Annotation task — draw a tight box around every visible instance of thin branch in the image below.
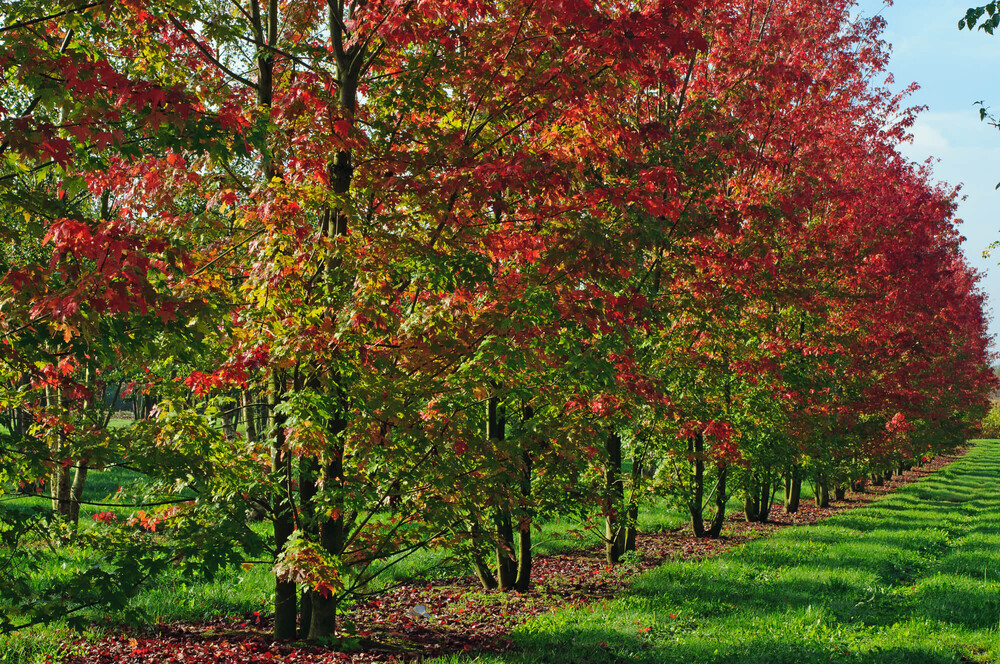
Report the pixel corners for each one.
[190,226,266,277]
[0,3,99,34]
[168,15,258,89]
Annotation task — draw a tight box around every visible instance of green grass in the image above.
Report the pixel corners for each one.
[0,464,691,655]
[435,440,1000,664]
[0,625,107,664]
[5,442,979,664]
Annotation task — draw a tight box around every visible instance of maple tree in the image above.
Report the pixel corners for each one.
[0,0,995,648]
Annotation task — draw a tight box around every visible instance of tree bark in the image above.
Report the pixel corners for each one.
[514,442,532,592]
[707,464,728,538]
[268,372,297,640]
[308,421,345,641]
[624,452,641,553]
[815,473,830,508]
[48,386,72,517]
[494,510,516,589]
[298,456,318,637]
[688,433,706,537]
[243,389,258,442]
[68,461,88,526]
[487,396,517,589]
[472,552,499,590]
[784,465,801,513]
[604,432,625,564]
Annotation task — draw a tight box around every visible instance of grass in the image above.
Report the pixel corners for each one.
[4,440,980,664]
[0,462,691,663]
[435,440,1000,664]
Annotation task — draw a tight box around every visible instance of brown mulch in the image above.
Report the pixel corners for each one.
[64,452,963,663]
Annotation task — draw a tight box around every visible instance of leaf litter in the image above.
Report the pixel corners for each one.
[63,452,961,663]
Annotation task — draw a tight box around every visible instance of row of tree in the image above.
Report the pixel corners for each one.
[0,0,994,642]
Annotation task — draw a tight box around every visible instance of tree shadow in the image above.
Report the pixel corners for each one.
[480,443,1000,663]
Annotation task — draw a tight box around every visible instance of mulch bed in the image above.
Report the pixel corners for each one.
[63,452,963,663]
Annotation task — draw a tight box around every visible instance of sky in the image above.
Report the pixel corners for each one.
[853,0,1000,342]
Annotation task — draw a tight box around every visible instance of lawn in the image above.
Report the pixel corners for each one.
[3,443,993,664]
[437,440,1000,664]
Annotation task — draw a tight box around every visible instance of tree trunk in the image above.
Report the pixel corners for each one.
[68,461,88,526]
[815,473,830,508]
[48,386,72,517]
[624,486,639,553]
[222,392,237,439]
[486,396,517,589]
[743,491,760,522]
[494,511,516,590]
[307,383,348,641]
[759,474,774,523]
[514,443,532,592]
[307,459,345,640]
[744,470,773,523]
[298,456,319,637]
[834,483,846,501]
[604,432,625,564]
[268,372,297,640]
[707,464,728,538]
[243,389,258,443]
[52,465,71,516]
[688,433,706,537]
[515,525,531,592]
[472,552,498,590]
[784,465,801,513]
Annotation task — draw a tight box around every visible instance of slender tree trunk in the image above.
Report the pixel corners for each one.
[308,418,345,641]
[486,395,517,588]
[494,511,516,589]
[604,432,625,564]
[624,453,641,553]
[784,465,801,513]
[744,470,773,523]
[515,524,531,591]
[472,553,499,590]
[815,473,830,508]
[688,433,706,537]
[744,475,760,523]
[269,372,297,640]
[759,473,774,523]
[707,464,728,538]
[254,11,296,631]
[304,0,367,639]
[52,466,71,516]
[469,512,498,590]
[298,455,318,637]
[243,389,258,443]
[514,442,532,592]
[48,387,72,517]
[68,461,88,526]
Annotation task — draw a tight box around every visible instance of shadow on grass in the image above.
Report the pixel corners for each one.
[456,441,1000,664]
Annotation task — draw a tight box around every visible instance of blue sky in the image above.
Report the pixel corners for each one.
[854,0,1000,342]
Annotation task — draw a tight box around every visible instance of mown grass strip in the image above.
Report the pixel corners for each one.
[440,441,1000,664]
